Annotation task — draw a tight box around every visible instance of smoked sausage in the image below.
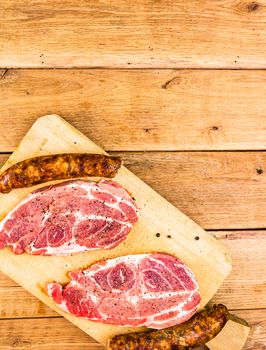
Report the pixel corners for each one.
[0,153,122,193]
[108,304,229,350]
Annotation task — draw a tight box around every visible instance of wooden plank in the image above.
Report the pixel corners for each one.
[1,1,266,68]
[0,317,103,350]
[0,155,10,166]
[117,151,266,230]
[1,69,266,151]
[0,309,263,350]
[211,232,266,309]
[0,115,231,345]
[0,271,15,287]
[0,287,57,318]
[2,150,266,230]
[0,231,264,318]
[236,309,266,350]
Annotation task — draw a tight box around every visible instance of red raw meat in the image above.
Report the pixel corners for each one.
[0,180,138,255]
[47,253,200,329]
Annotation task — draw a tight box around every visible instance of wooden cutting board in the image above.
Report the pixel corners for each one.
[0,115,249,348]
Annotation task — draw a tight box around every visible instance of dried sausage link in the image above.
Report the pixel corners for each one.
[108,304,229,350]
[0,153,122,193]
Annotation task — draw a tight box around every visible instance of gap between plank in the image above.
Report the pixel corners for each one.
[1,67,266,71]
[2,150,266,155]
[207,227,266,232]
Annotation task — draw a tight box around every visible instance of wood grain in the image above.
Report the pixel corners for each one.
[0,309,263,350]
[1,69,266,151]
[0,231,265,318]
[1,1,266,68]
[0,115,231,345]
[2,150,266,230]
[236,309,266,350]
[117,151,266,230]
[211,232,266,309]
[0,287,57,318]
[1,1,265,347]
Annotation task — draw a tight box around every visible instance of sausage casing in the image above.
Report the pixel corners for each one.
[0,153,122,193]
[108,304,229,350]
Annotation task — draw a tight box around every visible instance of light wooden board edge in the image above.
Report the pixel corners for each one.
[207,319,250,350]
[0,114,233,345]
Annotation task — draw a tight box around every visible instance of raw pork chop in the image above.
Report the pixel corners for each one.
[0,180,138,255]
[47,253,200,329]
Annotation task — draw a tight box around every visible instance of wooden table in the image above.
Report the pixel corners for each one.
[0,1,266,349]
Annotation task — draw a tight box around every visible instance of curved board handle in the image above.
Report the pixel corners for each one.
[207,315,250,350]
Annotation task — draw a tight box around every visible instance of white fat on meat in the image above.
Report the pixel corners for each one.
[47,253,201,329]
[0,180,138,255]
